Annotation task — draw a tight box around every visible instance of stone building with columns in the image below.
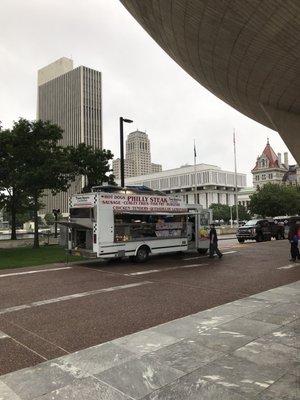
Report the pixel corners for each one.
[118,163,247,208]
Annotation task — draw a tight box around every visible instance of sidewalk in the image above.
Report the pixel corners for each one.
[1,281,299,399]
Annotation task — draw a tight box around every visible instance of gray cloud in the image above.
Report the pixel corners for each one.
[0,0,295,185]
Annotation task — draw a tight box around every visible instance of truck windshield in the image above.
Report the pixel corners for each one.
[70,208,92,218]
[244,220,259,227]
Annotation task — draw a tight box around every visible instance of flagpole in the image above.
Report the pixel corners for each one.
[233,129,239,227]
[194,139,197,204]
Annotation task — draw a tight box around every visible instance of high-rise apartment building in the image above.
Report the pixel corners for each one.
[37,57,102,214]
[113,130,162,179]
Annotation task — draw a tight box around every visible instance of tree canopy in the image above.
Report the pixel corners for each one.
[0,125,32,239]
[0,119,116,245]
[68,143,114,192]
[209,203,251,223]
[249,183,300,217]
[1,119,75,247]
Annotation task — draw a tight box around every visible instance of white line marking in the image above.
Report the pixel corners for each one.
[0,331,9,339]
[10,336,47,361]
[0,267,72,278]
[126,263,208,276]
[128,269,160,275]
[183,250,237,261]
[277,264,297,270]
[0,281,152,315]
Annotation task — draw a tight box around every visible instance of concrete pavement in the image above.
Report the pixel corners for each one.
[0,240,299,377]
[0,280,299,399]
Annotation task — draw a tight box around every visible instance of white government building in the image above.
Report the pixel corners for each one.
[118,163,247,208]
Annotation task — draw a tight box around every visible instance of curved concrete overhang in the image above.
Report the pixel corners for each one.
[120,0,300,163]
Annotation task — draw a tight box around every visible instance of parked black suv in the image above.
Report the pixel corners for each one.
[236,219,285,243]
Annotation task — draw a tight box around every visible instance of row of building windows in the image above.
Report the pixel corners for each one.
[134,171,245,190]
[255,173,274,181]
[127,141,149,151]
[139,174,245,191]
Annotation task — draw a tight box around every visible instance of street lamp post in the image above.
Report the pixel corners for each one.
[52,208,60,238]
[119,117,133,188]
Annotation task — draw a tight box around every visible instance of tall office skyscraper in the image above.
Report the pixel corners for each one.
[37,57,102,213]
[113,130,162,179]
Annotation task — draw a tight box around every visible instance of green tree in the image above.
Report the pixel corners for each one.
[210,203,251,224]
[44,212,62,226]
[209,203,231,223]
[232,204,251,221]
[68,143,114,192]
[44,213,55,226]
[3,208,34,229]
[249,183,300,217]
[11,119,74,248]
[0,127,31,239]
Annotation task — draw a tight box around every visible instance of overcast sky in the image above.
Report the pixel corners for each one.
[0,0,295,186]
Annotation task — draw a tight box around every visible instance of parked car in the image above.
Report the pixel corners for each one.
[236,219,285,243]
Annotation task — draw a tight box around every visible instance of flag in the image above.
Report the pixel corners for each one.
[194,141,197,158]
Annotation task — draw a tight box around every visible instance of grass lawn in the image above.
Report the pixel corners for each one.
[0,245,85,270]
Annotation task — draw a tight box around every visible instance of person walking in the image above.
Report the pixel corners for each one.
[289,226,300,262]
[209,224,222,259]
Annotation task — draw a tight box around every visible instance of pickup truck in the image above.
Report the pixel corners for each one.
[236,219,285,243]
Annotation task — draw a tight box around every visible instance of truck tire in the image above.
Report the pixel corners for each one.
[256,233,263,242]
[134,246,150,263]
[238,238,245,243]
[197,248,208,255]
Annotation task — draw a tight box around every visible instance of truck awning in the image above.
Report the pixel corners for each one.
[58,221,91,230]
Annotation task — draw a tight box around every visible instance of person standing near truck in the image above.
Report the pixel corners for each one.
[288,226,300,262]
[209,224,223,259]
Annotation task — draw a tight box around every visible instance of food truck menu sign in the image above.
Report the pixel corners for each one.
[71,194,95,208]
[100,193,186,213]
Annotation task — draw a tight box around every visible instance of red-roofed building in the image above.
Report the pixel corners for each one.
[252,140,289,188]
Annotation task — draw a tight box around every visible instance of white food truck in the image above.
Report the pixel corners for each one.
[64,187,211,262]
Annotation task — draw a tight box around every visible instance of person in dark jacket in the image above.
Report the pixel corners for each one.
[209,224,223,259]
[288,226,300,262]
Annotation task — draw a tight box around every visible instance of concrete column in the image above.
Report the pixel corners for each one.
[199,193,206,207]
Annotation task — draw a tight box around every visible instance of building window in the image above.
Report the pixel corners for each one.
[262,174,266,180]
[268,173,273,179]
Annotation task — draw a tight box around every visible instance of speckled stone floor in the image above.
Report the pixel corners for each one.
[1,281,299,399]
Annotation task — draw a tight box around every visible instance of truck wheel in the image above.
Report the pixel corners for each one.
[197,248,208,255]
[238,238,244,243]
[256,234,263,242]
[134,246,149,263]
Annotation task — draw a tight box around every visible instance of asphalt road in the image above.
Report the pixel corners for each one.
[0,238,299,375]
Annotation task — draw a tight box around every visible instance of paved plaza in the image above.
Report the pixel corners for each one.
[0,239,299,398]
[0,280,299,399]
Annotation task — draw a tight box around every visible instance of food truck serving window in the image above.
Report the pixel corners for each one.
[70,207,93,218]
[114,213,186,242]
